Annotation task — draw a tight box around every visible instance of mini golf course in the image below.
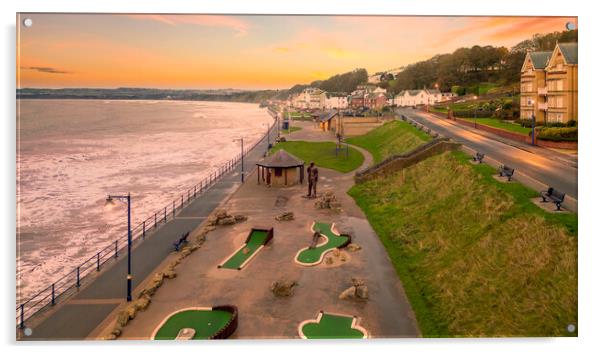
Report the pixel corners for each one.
[219,227,274,270]
[298,311,368,339]
[295,222,351,266]
[152,306,238,340]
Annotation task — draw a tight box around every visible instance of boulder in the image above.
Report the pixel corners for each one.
[271,280,298,297]
[351,277,365,287]
[234,214,248,222]
[215,209,228,219]
[217,216,237,225]
[355,285,369,299]
[275,211,295,221]
[116,310,130,327]
[314,190,341,211]
[176,328,196,340]
[338,286,356,300]
[105,334,117,340]
[111,324,122,337]
[332,249,340,257]
[324,256,334,265]
[164,270,177,279]
[347,243,362,252]
[206,216,218,226]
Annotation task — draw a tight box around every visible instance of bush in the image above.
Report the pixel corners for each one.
[537,127,578,141]
[516,119,545,127]
[566,120,577,127]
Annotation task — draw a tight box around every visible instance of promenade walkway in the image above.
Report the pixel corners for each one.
[22,122,278,340]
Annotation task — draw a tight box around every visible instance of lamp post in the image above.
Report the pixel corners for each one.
[473,95,478,128]
[233,138,244,182]
[105,193,132,302]
[263,122,270,152]
[528,98,536,145]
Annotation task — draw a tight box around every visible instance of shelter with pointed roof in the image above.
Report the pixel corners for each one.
[256,149,305,187]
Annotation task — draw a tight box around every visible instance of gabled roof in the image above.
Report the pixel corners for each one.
[528,51,553,69]
[558,42,578,64]
[425,89,441,95]
[257,149,304,168]
[318,110,338,122]
[406,90,423,96]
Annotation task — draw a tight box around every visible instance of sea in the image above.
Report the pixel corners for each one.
[16,99,272,303]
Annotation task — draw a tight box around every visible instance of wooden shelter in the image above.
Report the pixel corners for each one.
[256,150,305,187]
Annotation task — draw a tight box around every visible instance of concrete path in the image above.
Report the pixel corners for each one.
[399,108,578,199]
[118,122,420,339]
[21,121,278,340]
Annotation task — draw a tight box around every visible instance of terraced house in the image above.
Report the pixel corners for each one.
[520,42,578,124]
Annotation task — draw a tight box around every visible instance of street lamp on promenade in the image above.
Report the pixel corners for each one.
[233,138,244,182]
[263,122,270,152]
[528,98,536,145]
[473,95,478,128]
[105,193,132,302]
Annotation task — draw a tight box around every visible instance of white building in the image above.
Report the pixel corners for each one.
[440,92,458,102]
[394,89,442,107]
[290,88,326,109]
[325,93,349,109]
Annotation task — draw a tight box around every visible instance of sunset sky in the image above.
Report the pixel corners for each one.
[17,14,577,90]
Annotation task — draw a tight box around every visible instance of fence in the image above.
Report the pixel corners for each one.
[16,117,277,328]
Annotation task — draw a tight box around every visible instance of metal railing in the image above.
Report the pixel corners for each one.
[16,117,277,328]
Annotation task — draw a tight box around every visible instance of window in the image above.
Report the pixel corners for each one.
[274,167,282,177]
[557,79,564,91]
[557,96,564,108]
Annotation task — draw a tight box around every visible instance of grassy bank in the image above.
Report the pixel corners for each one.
[348,151,577,337]
[347,120,431,164]
[271,141,364,173]
[458,117,531,135]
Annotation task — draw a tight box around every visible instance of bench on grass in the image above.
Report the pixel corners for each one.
[473,152,485,163]
[173,231,190,251]
[498,165,515,181]
[540,187,566,211]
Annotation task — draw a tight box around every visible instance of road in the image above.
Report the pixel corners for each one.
[22,120,278,340]
[397,108,578,200]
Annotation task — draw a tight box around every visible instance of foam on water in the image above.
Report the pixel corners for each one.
[16,99,272,303]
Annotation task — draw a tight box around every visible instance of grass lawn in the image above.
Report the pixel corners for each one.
[296,222,349,265]
[153,309,233,339]
[271,141,364,173]
[347,120,431,164]
[348,151,577,337]
[458,117,531,135]
[220,229,269,270]
[281,126,302,134]
[301,313,366,339]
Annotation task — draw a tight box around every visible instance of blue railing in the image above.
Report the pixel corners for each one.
[16,116,277,328]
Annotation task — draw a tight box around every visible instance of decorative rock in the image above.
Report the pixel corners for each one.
[271,280,298,297]
[338,286,356,300]
[164,270,177,279]
[324,256,334,265]
[275,211,295,221]
[347,243,362,252]
[340,254,347,262]
[116,311,130,327]
[332,249,341,257]
[234,214,248,222]
[215,209,228,219]
[351,277,365,287]
[111,324,122,337]
[105,334,117,340]
[355,285,369,299]
[217,216,237,225]
[314,190,342,211]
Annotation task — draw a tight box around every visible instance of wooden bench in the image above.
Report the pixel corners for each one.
[540,187,566,211]
[173,231,190,251]
[498,165,514,181]
[473,152,485,164]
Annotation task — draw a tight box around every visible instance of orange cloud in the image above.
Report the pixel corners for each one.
[123,14,250,36]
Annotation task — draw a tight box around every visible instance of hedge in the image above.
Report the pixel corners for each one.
[537,127,578,141]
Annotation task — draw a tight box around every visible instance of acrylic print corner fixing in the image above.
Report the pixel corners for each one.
[16,13,578,340]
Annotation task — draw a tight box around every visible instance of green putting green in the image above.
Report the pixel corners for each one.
[299,312,367,339]
[295,222,349,265]
[220,230,269,270]
[153,309,233,340]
